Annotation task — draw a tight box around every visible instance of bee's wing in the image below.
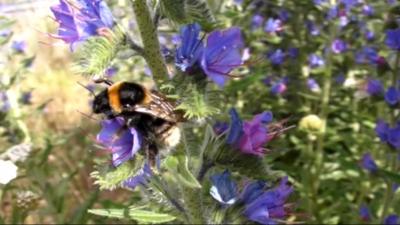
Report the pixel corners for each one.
[132,91,179,123]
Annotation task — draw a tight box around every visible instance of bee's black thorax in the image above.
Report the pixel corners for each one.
[118,82,146,107]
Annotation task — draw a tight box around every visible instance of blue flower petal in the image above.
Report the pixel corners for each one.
[227,108,243,144]
[210,170,238,205]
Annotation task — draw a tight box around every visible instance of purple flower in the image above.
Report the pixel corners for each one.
[251,14,264,30]
[11,40,26,53]
[264,18,283,33]
[331,39,347,54]
[20,92,32,105]
[287,48,299,59]
[305,21,320,36]
[0,92,10,112]
[360,153,378,173]
[308,54,325,68]
[243,177,293,225]
[201,27,244,87]
[388,0,396,5]
[375,120,400,149]
[210,170,238,205]
[271,79,287,95]
[314,0,327,5]
[385,29,400,51]
[96,118,142,167]
[340,0,361,11]
[240,180,266,204]
[175,23,204,73]
[364,30,374,41]
[278,9,290,22]
[214,122,229,135]
[227,108,244,145]
[123,163,152,190]
[268,49,285,65]
[384,215,399,225]
[227,108,274,156]
[50,0,114,49]
[335,74,345,85]
[362,4,374,16]
[365,79,383,96]
[359,204,371,221]
[375,120,390,142]
[105,66,118,77]
[307,78,321,93]
[355,47,379,64]
[385,86,400,106]
[263,76,274,86]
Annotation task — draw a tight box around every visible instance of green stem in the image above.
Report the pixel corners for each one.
[131,0,169,88]
[312,18,336,223]
[380,153,397,222]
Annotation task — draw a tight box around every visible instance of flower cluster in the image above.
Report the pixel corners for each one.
[50,0,114,49]
[210,170,293,225]
[96,117,151,189]
[375,120,400,149]
[175,23,244,87]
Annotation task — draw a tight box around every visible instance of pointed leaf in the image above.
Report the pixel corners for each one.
[88,208,176,223]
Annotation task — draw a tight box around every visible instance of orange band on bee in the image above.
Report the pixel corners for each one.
[142,88,152,105]
[108,81,123,113]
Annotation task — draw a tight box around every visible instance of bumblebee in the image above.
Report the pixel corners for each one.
[92,80,182,166]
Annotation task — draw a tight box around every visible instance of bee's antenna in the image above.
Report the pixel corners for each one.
[77,81,96,97]
[93,78,114,86]
[77,110,99,122]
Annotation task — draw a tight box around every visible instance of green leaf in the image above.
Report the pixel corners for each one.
[88,208,176,223]
[177,155,202,188]
[160,0,216,30]
[163,155,201,189]
[175,84,220,120]
[90,155,145,190]
[74,28,124,77]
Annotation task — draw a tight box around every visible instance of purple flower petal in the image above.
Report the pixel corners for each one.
[201,27,244,87]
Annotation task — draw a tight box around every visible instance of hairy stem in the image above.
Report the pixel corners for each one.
[131,0,169,88]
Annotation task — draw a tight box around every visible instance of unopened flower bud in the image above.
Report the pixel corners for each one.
[299,114,323,132]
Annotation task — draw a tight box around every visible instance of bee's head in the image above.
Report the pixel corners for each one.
[92,90,112,115]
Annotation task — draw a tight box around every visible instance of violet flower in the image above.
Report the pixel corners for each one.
[331,39,347,54]
[264,18,283,34]
[96,117,142,167]
[210,170,238,205]
[307,78,321,93]
[308,54,325,68]
[385,28,400,51]
[123,163,152,190]
[175,23,204,73]
[384,215,399,225]
[227,108,274,156]
[50,0,114,50]
[360,153,378,173]
[359,204,371,221]
[11,40,26,53]
[243,177,293,225]
[201,27,244,87]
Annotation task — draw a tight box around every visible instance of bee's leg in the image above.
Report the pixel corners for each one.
[146,143,159,172]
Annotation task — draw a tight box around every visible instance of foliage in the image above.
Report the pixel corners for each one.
[1,0,400,224]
